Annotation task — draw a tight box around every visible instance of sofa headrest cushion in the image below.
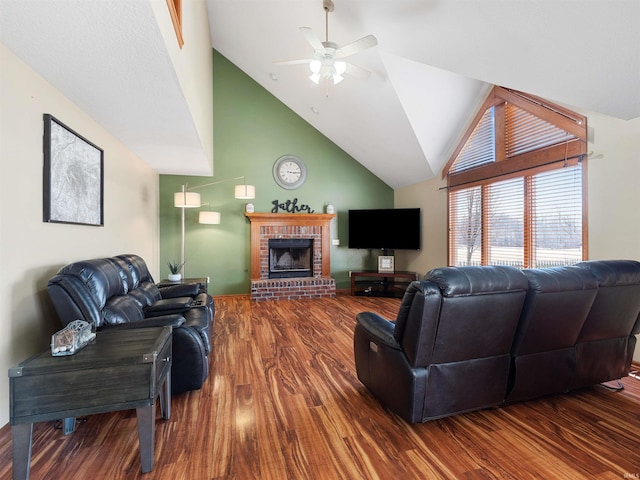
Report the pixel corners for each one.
[104,257,133,294]
[425,265,528,297]
[116,254,155,287]
[576,260,640,287]
[523,266,598,292]
[56,259,125,308]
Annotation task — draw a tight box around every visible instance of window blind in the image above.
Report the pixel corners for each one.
[505,103,574,158]
[449,107,495,174]
[448,162,584,268]
[487,177,524,267]
[531,164,583,267]
[449,186,482,266]
[446,86,587,268]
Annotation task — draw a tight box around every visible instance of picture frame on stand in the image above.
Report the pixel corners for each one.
[43,114,104,226]
[378,255,395,273]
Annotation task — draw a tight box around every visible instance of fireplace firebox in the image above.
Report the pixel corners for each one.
[269,238,313,279]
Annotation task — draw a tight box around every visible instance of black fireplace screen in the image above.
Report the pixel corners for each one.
[269,238,313,278]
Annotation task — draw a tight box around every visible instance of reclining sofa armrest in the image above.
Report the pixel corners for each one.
[144,297,193,317]
[158,283,202,298]
[100,314,186,330]
[356,312,401,350]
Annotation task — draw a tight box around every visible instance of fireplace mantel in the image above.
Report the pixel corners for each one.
[245,212,336,282]
[245,212,336,225]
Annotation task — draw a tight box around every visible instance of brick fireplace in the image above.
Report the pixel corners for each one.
[246,212,336,301]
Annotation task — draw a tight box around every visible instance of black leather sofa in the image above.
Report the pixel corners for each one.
[47,254,214,394]
[354,260,640,423]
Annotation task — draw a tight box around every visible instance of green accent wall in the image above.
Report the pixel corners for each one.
[159,51,393,294]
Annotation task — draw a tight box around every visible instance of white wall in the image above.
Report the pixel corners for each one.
[394,112,640,362]
[151,0,214,173]
[586,113,640,362]
[584,114,640,259]
[394,175,448,273]
[0,44,160,426]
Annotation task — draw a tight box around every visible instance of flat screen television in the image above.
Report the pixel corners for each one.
[348,208,421,250]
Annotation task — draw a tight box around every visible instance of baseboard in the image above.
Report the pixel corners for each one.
[213,289,352,299]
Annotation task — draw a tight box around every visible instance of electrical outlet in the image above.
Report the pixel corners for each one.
[331,239,340,246]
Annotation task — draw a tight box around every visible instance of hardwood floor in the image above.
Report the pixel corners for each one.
[1,293,639,479]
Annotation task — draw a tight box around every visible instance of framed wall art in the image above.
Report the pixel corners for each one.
[43,114,104,226]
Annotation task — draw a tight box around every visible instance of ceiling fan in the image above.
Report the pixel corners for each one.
[274,0,377,86]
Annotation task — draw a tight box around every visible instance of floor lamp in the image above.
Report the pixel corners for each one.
[173,177,255,277]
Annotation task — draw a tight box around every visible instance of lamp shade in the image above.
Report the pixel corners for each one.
[199,211,221,224]
[234,184,256,199]
[174,191,201,208]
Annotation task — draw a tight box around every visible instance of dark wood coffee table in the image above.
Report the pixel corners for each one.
[9,326,172,479]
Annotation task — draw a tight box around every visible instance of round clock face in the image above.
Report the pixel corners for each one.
[273,155,307,190]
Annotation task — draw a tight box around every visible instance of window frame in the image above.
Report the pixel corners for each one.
[445,86,588,268]
[167,0,184,49]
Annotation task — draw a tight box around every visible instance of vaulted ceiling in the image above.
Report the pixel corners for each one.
[2,1,638,189]
[207,0,639,188]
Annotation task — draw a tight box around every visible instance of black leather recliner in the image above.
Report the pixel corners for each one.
[47,254,214,394]
[354,260,640,423]
[355,266,529,423]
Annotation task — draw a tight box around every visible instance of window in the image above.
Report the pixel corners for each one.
[530,166,583,266]
[487,177,524,267]
[445,87,587,268]
[449,186,482,266]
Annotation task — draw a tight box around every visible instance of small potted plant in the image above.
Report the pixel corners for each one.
[167,259,185,282]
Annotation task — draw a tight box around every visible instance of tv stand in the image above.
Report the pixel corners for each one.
[350,271,418,298]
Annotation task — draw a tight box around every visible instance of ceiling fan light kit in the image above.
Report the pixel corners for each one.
[309,57,346,85]
[274,0,377,87]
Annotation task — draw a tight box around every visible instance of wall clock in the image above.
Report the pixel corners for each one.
[273,155,307,190]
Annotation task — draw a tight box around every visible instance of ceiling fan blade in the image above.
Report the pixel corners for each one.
[336,34,378,58]
[344,62,371,80]
[300,26,325,53]
[273,58,312,66]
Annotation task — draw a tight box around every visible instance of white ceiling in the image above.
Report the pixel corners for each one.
[2,1,639,189]
[0,0,210,176]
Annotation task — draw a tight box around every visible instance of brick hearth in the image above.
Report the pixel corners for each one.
[246,213,336,301]
[250,277,336,301]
